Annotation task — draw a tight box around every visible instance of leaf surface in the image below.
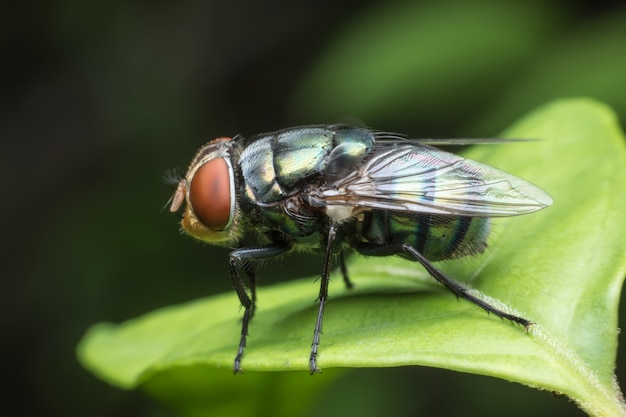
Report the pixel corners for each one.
[78,99,626,416]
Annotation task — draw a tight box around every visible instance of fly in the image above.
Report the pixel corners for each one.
[167,125,553,374]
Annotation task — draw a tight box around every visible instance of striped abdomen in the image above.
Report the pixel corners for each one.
[362,212,490,261]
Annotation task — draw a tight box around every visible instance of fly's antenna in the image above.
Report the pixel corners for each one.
[161,168,185,214]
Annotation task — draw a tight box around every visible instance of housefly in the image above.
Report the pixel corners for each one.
[167,125,552,374]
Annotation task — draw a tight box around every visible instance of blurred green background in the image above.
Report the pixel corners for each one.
[2,0,625,415]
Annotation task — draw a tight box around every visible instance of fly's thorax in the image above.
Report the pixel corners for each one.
[239,128,335,204]
[325,127,374,185]
[363,212,491,261]
[238,125,376,206]
[169,137,243,246]
[231,125,378,246]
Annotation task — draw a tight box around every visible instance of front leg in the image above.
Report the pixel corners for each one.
[229,244,290,373]
[309,224,339,374]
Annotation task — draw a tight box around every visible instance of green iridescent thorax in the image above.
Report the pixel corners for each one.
[239,126,374,205]
[236,126,375,244]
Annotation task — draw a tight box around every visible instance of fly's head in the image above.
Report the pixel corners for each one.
[169,137,242,246]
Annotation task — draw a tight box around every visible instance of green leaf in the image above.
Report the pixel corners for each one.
[78,99,626,416]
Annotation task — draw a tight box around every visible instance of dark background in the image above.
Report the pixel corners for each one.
[2,0,625,416]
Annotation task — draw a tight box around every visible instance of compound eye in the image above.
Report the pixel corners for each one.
[189,158,233,230]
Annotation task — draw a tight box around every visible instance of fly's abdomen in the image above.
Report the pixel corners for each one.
[364,212,490,261]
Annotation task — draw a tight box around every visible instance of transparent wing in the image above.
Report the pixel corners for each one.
[371,130,536,145]
[409,138,537,145]
[316,144,553,217]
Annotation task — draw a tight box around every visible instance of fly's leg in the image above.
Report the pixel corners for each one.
[401,244,532,327]
[356,242,532,328]
[244,263,257,320]
[339,250,353,290]
[229,245,289,374]
[310,224,339,374]
[236,265,257,364]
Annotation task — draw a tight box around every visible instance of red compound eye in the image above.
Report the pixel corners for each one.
[189,158,232,230]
